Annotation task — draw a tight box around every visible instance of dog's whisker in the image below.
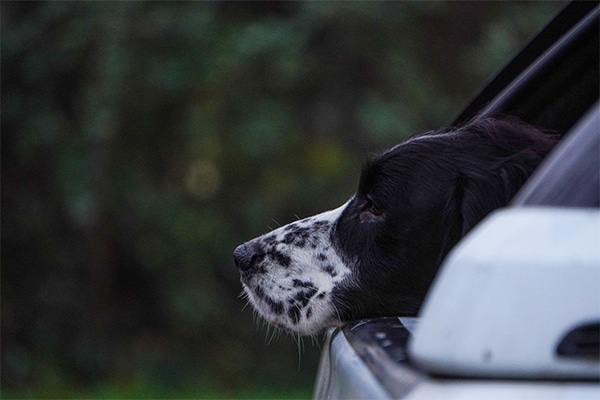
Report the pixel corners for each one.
[307,293,340,322]
[254,311,263,329]
[267,325,280,345]
[329,298,344,327]
[240,301,251,313]
[310,333,320,349]
[288,331,304,370]
[298,334,304,371]
[264,322,272,344]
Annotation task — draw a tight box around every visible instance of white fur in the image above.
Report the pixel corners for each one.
[241,202,352,335]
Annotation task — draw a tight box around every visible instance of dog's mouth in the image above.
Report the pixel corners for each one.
[241,278,337,335]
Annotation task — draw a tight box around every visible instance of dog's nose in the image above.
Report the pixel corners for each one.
[234,243,254,272]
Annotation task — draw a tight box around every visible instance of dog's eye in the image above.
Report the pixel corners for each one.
[358,196,384,223]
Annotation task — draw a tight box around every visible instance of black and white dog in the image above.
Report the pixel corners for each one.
[234,117,557,335]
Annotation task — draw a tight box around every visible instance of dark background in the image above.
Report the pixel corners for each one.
[1,1,564,398]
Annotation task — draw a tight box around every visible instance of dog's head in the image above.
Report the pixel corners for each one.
[234,117,557,335]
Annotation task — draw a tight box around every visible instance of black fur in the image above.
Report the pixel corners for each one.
[235,116,558,334]
[331,117,557,320]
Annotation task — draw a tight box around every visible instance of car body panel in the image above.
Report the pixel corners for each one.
[405,380,600,400]
[410,207,600,379]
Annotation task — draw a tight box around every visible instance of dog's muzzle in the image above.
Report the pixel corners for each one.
[234,201,352,334]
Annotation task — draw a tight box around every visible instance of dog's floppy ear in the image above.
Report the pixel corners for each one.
[452,166,523,236]
[447,116,558,237]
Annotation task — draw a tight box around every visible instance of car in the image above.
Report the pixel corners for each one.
[313,2,599,399]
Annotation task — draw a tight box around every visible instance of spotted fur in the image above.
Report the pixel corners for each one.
[235,204,352,335]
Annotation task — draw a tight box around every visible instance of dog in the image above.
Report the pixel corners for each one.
[234,116,557,335]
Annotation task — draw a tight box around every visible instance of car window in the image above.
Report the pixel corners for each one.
[457,3,599,137]
[513,103,600,207]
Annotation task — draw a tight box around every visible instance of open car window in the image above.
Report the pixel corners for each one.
[513,103,600,208]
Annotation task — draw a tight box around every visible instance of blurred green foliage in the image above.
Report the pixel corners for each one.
[1,1,563,398]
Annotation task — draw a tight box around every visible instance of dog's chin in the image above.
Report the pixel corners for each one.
[242,284,342,336]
